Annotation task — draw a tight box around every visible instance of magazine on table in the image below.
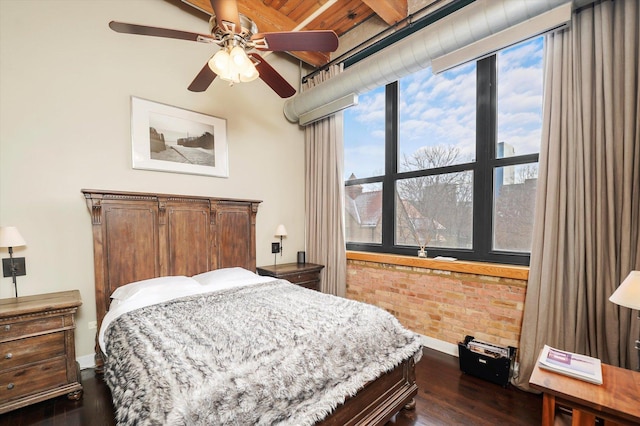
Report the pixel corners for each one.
[538,344,603,385]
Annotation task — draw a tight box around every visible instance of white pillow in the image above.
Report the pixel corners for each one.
[110,276,195,301]
[192,267,259,286]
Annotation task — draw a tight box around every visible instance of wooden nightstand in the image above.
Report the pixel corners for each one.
[0,290,83,414]
[257,262,324,291]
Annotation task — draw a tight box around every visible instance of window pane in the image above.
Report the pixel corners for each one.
[395,171,473,249]
[493,163,538,251]
[497,36,543,158]
[398,63,476,173]
[345,182,383,244]
[344,86,385,180]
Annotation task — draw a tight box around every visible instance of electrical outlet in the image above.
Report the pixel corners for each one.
[88,321,97,330]
[271,242,280,254]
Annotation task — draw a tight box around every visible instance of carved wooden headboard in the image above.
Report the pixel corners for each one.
[83,189,261,333]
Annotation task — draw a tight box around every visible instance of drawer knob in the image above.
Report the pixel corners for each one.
[7,383,14,390]
[4,353,12,359]
[3,325,9,332]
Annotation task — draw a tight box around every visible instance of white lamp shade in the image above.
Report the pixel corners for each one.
[275,224,287,237]
[0,226,26,248]
[610,271,640,311]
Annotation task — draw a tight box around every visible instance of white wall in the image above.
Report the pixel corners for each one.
[0,0,309,360]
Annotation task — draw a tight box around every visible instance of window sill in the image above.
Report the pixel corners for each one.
[346,251,529,281]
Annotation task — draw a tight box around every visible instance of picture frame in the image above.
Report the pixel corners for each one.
[131,97,228,177]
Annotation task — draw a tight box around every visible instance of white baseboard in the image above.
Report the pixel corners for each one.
[77,353,96,370]
[419,334,459,357]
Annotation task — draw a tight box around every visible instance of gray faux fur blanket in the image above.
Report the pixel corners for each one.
[104,280,422,425]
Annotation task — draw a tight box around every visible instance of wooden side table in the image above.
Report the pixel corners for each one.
[0,290,83,414]
[529,350,640,425]
[257,262,324,291]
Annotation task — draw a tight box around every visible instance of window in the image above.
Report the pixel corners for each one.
[344,86,386,179]
[344,37,543,265]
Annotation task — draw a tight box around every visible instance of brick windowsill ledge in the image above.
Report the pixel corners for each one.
[346,251,529,281]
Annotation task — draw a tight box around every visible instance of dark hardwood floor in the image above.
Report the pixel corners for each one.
[390,349,542,425]
[0,348,541,425]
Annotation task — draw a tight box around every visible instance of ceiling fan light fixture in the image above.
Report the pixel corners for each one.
[219,69,240,84]
[209,44,258,84]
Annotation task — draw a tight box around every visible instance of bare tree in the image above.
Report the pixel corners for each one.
[517,164,538,182]
[396,146,472,249]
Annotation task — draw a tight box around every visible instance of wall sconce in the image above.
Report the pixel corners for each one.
[0,226,27,297]
[275,224,287,257]
[609,270,640,371]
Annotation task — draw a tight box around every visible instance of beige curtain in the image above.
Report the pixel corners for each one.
[515,0,640,390]
[303,65,347,296]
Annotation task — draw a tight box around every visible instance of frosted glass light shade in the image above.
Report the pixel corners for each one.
[229,46,248,66]
[208,50,230,75]
[0,227,26,248]
[240,61,259,82]
[610,271,640,311]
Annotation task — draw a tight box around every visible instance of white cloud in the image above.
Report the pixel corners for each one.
[350,89,385,124]
[398,64,477,162]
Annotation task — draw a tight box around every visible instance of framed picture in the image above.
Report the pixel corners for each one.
[131,97,228,177]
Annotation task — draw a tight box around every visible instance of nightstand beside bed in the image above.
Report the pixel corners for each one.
[0,290,83,414]
[257,262,324,291]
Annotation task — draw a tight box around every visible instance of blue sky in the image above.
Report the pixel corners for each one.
[344,36,544,180]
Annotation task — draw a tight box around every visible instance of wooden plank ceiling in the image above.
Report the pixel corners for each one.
[182,0,408,67]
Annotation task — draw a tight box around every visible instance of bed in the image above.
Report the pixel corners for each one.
[83,189,421,425]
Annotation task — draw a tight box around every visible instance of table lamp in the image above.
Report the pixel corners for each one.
[609,270,640,371]
[0,226,27,297]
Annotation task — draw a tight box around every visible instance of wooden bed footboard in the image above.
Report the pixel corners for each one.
[319,356,418,425]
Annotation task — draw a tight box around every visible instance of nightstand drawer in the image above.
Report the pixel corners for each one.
[0,317,64,341]
[0,357,68,403]
[285,271,319,284]
[296,279,320,291]
[0,333,65,370]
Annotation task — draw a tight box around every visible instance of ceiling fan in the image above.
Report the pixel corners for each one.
[109,0,339,98]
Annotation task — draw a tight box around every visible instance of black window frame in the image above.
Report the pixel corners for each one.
[345,55,539,266]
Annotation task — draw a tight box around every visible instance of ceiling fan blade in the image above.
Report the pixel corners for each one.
[188,63,217,92]
[210,0,242,33]
[109,21,215,43]
[248,53,296,98]
[251,31,339,52]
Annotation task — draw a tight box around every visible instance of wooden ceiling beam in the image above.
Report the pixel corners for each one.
[360,0,407,26]
[182,0,331,67]
[236,0,330,66]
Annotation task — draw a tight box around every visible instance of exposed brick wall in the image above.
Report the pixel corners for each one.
[346,259,527,348]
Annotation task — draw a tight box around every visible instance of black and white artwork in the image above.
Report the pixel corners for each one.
[131,97,228,177]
